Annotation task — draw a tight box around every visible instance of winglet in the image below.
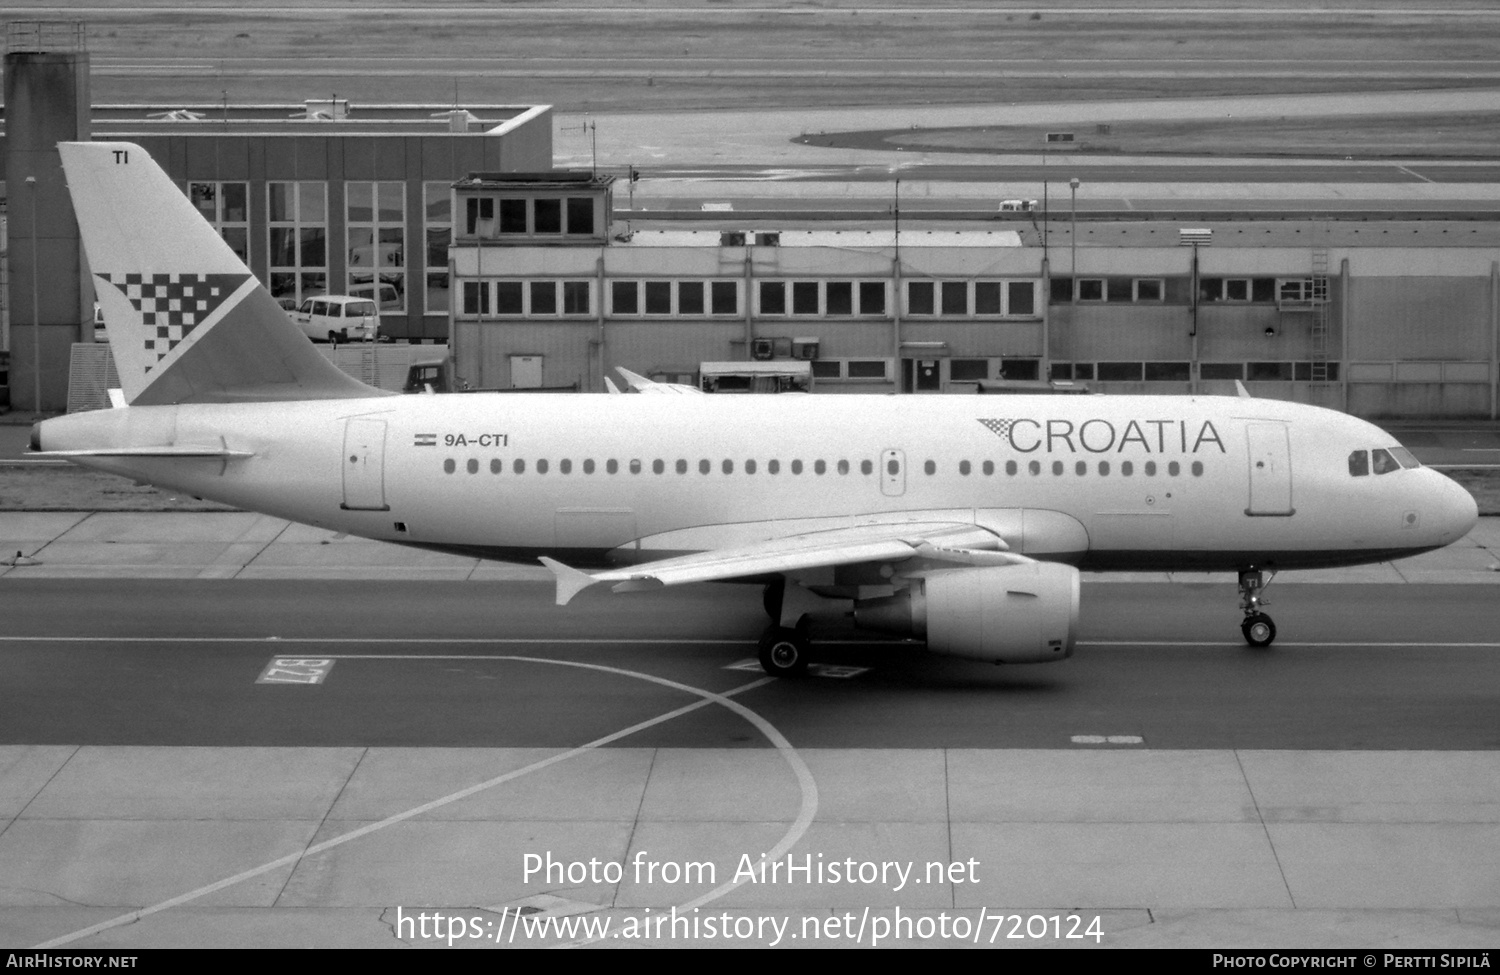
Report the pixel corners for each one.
[538,556,601,606]
[1235,380,1252,399]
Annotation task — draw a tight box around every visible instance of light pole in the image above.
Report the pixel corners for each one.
[1069,177,1080,306]
[26,175,40,415]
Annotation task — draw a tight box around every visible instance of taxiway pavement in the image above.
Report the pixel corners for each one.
[1,513,1499,948]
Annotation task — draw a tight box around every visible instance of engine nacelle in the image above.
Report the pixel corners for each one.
[854,562,1079,663]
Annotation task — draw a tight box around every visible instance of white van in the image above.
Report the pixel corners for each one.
[290,295,380,343]
[998,199,1038,212]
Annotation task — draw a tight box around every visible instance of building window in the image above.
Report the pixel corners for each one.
[908,280,1040,317]
[1135,278,1164,302]
[846,359,890,380]
[567,198,595,236]
[499,199,526,234]
[792,281,820,315]
[907,281,935,315]
[645,280,672,315]
[1076,278,1106,302]
[1144,361,1191,382]
[460,279,594,317]
[188,182,249,263]
[974,282,1001,315]
[612,281,639,315]
[814,359,892,383]
[463,281,490,315]
[495,281,523,315]
[950,359,990,381]
[826,281,853,315]
[712,281,739,315]
[610,280,740,317]
[347,181,406,313]
[268,181,327,307]
[1201,277,1276,303]
[759,281,787,315]
[1008,280,1036,315]
[1200,362,1245,380]
[424,182,452,313]
[563,281,591,315]
[534,198,562,234]
[1096,362,1145,381]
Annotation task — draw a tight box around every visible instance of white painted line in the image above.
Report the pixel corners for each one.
[1071,735,1145,745]
[1396,165,1435,184]
[6,636,1500,649]
[37,659,818,950]
[0,635,908,646]
[725,658,870,679]
[1077,641,1500,648]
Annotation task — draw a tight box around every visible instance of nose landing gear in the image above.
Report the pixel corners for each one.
[1238,568,1276,647]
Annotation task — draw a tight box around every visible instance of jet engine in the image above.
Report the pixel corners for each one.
[853,562,1079,663]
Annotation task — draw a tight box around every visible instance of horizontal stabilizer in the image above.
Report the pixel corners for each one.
[33,446,254,459]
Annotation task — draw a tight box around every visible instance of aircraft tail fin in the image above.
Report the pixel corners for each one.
[58,142,384,406]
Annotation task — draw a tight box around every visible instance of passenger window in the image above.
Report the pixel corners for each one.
[1075,461,1087,476]
[652,459,664,474]
[1348,450,1369,476]
[747,459,758,474]
[1372,448,1400,475]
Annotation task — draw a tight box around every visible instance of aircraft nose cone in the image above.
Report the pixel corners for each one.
[1437,471,1479,541]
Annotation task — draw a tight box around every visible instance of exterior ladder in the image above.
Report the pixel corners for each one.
[1308,247,1331,383]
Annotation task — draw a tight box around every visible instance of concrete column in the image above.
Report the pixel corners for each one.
[4,31,90,414]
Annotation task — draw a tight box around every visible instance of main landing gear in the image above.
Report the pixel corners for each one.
[1238,568,1276,647]
[757,578,812,678]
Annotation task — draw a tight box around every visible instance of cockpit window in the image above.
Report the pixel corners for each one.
[1348,450,1369,477]
[1371,448,1401,475]
[1388,445,1421,469]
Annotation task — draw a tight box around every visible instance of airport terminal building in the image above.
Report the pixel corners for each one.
[3,25,1498,419]
[448,170,1500,417]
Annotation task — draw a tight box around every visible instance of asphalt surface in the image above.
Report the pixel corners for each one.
[4,579,1497,750]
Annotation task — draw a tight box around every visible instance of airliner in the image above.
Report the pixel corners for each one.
[31,142,1479,677]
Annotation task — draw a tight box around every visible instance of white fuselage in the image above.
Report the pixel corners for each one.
[39,393,1478,572]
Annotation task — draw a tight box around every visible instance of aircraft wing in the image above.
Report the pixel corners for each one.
[539,521,1028,605]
